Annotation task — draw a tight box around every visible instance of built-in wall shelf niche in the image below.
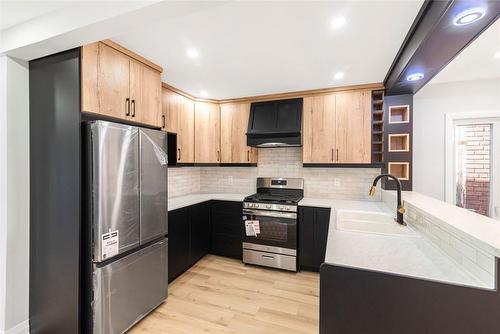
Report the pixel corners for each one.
[388,105,410,124]
[388,162,410,181]
[383,94,413,191]
[388,134,409,152]
[371,90,385,163]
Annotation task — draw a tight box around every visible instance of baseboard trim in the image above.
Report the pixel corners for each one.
[0,320,29,334]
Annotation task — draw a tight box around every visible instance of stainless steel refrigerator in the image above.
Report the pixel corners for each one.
[86,121,168,334]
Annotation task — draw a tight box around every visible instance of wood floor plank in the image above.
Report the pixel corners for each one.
[129,255,319,334]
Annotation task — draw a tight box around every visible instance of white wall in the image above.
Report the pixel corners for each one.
[413,78,500,201]
[0,56,30,334]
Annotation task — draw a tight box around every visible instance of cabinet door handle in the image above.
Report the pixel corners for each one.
[331,148,334,162]
[336,149,339,162]
[125,98,130,116]
[217,150,220,162]
[162,115,166,128]
[131,99,136,117]
[177,148,181,161]
[247,150,250,162]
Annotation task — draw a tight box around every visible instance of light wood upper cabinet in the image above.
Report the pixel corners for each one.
[131,61,162,127]
[96,43,131,119]
[335,91,371,163]
[194,102,220,163]
[302,90,372,164]
[220,103,257,164]
[81,41,162,127]
[177,96,195,163]
[162,88,180,132]
[161,87,195,163]
[303,94,336,163]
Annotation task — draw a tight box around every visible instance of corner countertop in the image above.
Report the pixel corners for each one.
[299,197,489,289]
[398,191,500,258]
[168,193,247,211]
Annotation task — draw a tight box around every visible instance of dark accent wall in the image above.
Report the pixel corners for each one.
[29,49,82,333]
[320,261,500,334]
[383,94,413,191]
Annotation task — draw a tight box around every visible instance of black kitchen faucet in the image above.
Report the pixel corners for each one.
[369,174,406,225]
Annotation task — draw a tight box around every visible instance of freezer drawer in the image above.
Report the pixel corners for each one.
[91,121,140,262]
[139,128,168,243]
[92,238,168,334]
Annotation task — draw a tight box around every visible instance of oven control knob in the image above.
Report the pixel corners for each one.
[266,204,271,209]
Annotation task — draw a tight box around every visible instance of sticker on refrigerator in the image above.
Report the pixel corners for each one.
[101,230,119,259]
[245,220,260,236]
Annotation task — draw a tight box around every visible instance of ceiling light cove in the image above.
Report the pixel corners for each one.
[333,72,344,80]
[406,72,424,82]
[330,16,346,29]
[186,48,199,59]
[453,7,486,26]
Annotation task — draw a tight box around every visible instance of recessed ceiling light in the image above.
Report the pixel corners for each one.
[333,72,344,80]
[330,16,346,29]
[186,48,199,59]
[406,72,424,82]
[453,7,486,26]
[200,90,208,97]
[494,51,500,59]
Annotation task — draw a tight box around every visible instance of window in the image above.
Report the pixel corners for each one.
[446,114,500,220]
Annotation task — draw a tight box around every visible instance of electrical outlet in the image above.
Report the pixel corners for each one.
[334,178,340,187]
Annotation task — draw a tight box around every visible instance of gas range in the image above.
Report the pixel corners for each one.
[242,177,303,272]
[243,177,304,212]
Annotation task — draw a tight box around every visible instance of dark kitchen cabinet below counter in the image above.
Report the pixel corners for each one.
[168,200,242,282]
[210,200,243,260]
[298,206,331,272]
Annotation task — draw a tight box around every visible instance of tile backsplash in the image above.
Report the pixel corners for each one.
[168,167,200,198]
[170,148,381,200]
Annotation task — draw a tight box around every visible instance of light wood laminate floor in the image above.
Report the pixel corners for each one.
[129,255,320,334]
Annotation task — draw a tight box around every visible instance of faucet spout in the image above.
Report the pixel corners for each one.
[369,174,406,225]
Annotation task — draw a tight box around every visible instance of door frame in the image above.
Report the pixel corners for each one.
[445,111,500,217]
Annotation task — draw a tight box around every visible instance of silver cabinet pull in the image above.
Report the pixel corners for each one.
[262,255,275,260]
[247,150,250,162]
[125,98,130,116]
[161,115,165,128]
[177,148,181,161]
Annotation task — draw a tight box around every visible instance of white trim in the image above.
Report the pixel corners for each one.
[445,111,500,208]
[0,56,8,334]
[0,320,29,334]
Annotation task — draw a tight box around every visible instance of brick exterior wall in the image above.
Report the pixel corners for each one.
[462,125,491,216]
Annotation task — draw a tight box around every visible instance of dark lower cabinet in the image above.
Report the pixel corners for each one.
[298,206,331,272]
[168,207,191,282]
[210,200,243,260]
[189,201,211,264]
[168,200,242,282]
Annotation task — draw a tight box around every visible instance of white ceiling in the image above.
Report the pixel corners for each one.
[429,18,500,85]
[112,1,423,99]
[0,1,71,30]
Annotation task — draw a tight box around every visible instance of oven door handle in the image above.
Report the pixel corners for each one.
[243,209,297,219]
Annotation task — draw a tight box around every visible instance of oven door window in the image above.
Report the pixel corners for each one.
[243,212,296,249]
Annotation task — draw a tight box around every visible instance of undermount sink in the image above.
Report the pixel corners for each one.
[336,210,416,237]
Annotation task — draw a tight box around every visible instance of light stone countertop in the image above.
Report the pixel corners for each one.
[168,193,247,211]
[299,197,489,289]
[398,191,500,258]
[169,193,490,289]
